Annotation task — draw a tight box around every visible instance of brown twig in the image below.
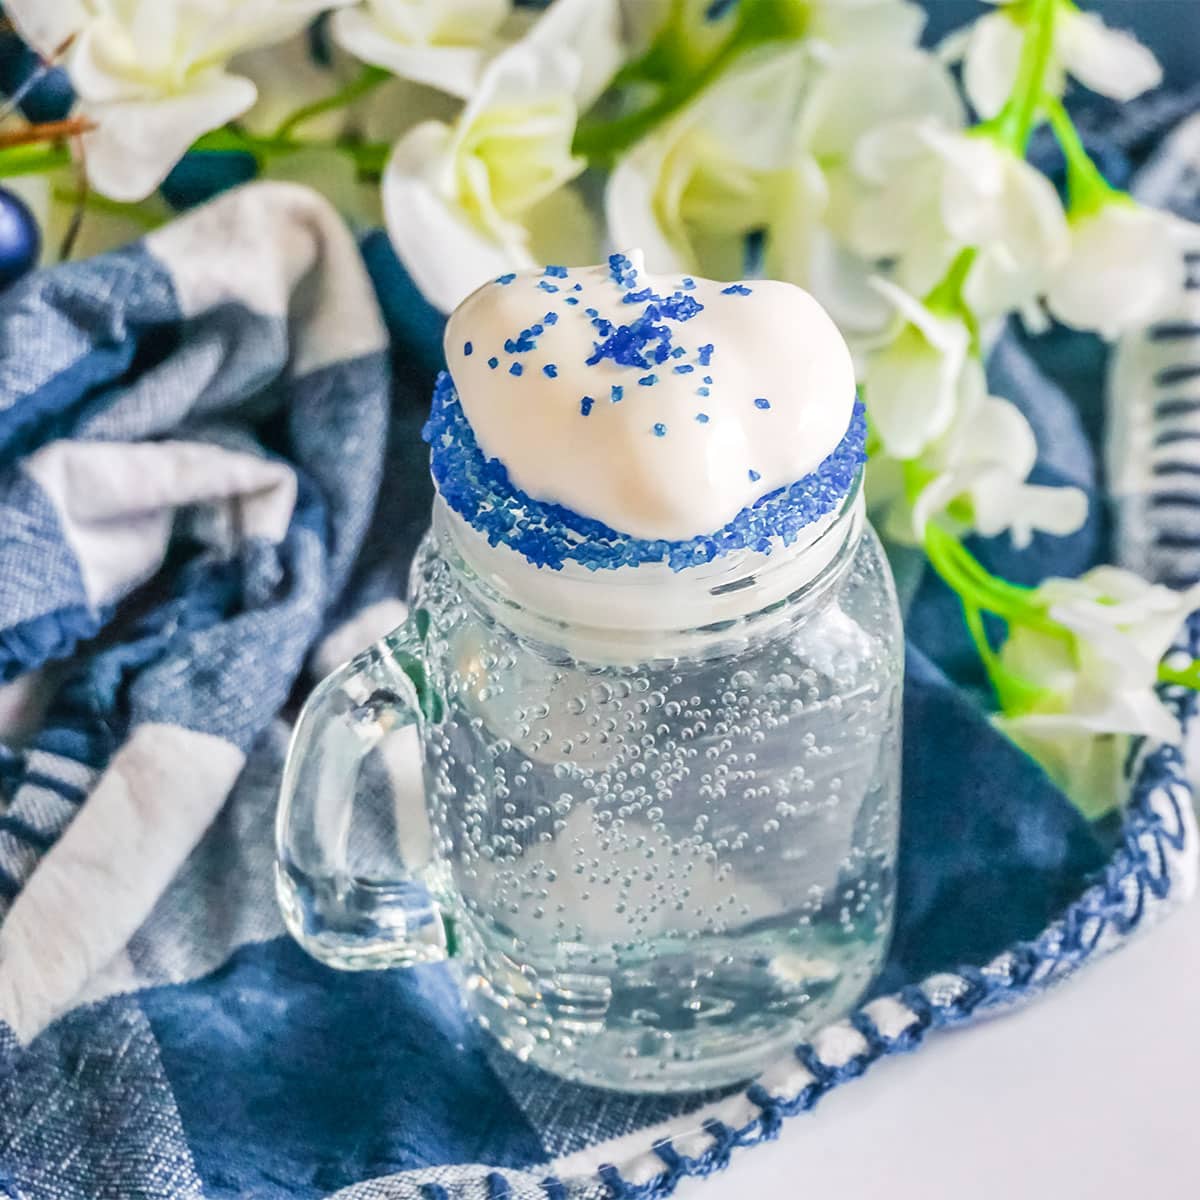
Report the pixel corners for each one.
[0,117,94,149]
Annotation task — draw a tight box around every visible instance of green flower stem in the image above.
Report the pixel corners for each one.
[190,125,391,177]
[274,66,390,141]
[0,142,72,178]
[1158,660,1200,690]
[51,186,164,230]
[1044,95,1124,217]
[573,0,808,163]
[990,0,1059,152]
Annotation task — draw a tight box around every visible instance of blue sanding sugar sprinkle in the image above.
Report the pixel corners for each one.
[749,469,761,481]
[653,422,668,437]
[497,273,516,285]
[581,396,594,416]
[565,296,580,305]
[639,374,658,386]
[673,364,694,374]
[754,397,771,410]
[509,362,523,377]
[695,412,710,423]
[698,344,714,366]
[608,252,638,289]
[488,356,499,369]
[703,375,712,384]
[463,341,473,356]
[682,277,696,290]
[424,371,867,572]
[538,281,559,293]
[697,386,710,397]
[722,283,752,296]
[611,385,624,402]
[585,307,599,317]
[573,282,583,291]
[544,311,559,325]
[543,364,558,378]
[544,264,568,277]
[671,346,686,359]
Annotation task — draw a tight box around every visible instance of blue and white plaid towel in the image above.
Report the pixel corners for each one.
[0,114,1198,1197]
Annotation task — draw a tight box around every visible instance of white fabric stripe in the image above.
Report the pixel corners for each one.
[0,724,245,1043]
[23,440,299,608]
[0,831,39,883]
[6,784,77,835]
[23,749,98,794]
[146,182,387,378]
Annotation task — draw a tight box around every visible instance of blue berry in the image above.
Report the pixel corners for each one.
[0,188,40,290]
[161,150,256,210]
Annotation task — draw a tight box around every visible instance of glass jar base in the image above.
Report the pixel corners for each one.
[463,937,885,1094]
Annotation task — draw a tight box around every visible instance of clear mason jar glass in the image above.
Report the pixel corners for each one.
[276,478,904,1093]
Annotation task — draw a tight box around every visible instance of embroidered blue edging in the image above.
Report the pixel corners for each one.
[531,617,1200,1200]
[422,372,867,572]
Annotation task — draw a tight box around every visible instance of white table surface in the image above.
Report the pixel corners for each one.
[686,891,1199,1200]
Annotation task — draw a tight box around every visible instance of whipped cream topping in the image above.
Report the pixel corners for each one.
[443,252,856,543]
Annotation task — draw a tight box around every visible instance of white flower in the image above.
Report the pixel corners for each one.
[1045,201,1190,340]
[995,567,1200,817]
[382,0,619,313]
[607,46,810,281]
[908,372,1088,548]
[848,120,1069,309]
[5,0,351,201]
[861,279,971,460]
[957,2,1162,121]
[332,0,522,100]
[607,45,961,334]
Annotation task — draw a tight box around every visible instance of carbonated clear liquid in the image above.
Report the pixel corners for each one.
[415,529,902,1092]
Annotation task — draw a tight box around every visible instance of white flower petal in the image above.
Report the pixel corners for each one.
[526,0,622,109]
[605,142,692,274]
[1058,10,1162,103]
[3,0,87,56]
[862,286,970,459]
[332,8,491,98]
[81,73,258,202]
[383,121,534,313]
[962,11,1024,120]
[802,47,963,162]
[1047,203,1187,339]
[807,0,927,51]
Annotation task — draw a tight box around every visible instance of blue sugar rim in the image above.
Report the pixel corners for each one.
[422,370,867,572]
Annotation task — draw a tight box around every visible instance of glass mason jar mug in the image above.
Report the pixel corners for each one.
[276,481,904,1093]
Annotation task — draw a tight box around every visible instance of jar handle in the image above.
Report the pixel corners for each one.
[275,614,450,970]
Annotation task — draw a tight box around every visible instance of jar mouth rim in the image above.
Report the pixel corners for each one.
[423,370,867,575]
[433,476,865,650]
